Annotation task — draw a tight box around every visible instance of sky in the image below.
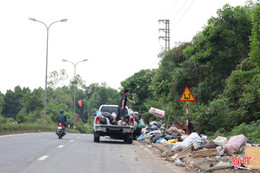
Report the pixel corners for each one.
[0,0,249,93]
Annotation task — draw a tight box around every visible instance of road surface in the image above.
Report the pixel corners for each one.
[0,133,186,173]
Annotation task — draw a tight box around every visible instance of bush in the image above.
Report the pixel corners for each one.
[0,122,80,134]
[190,98,234,136]
[224,120,260,143]
[0,123,55,133]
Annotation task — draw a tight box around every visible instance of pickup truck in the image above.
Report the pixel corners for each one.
[93,105,134,144]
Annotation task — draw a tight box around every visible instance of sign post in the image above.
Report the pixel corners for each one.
[74,114,79,129]
[186,102,188,134]
[179,86,196,134]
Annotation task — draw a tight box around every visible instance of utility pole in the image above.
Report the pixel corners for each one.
[158,19,170,51]
[159,19,170,128]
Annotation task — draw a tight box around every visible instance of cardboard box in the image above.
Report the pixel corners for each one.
[245,146,260,170]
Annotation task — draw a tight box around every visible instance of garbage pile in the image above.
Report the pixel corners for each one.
[98,111,134,125]
[137,120,185,143]
[137,120,260,172]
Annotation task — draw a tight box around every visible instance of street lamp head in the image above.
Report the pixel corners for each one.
[29,18,37,21]
[83,59,88,62]
[62,59,68,62]
[60,19,68,22]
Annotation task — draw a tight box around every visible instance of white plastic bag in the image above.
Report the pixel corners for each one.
[149,107,165,118]
[180,132,200,148]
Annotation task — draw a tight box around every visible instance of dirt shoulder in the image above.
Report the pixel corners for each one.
[134,140,190,173]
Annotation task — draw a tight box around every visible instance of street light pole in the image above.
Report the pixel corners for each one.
[62,59,88,115]
[29,18,68,126]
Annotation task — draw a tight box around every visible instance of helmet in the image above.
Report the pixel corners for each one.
[60,110,64,114]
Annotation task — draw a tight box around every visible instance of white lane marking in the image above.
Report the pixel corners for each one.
[58,145,64,148]
[77,137,80,139]
[70,140,74,142]
[38,155,49,161]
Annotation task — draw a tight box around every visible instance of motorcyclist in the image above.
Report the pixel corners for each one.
[57,109,67,134]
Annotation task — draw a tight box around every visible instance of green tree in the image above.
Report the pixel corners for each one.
[249,4,260,67]
[84,83,120,107]
[221,4,260,126]
[183,4,253,103]
[23,88,44,113]
[121,69,155,113]
[48,69,68,90]
[0,92,4,114]
[2,86,30,119]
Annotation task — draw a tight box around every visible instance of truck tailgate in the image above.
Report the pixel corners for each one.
[95,124,134,134]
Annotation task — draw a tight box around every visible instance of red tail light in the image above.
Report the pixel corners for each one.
[130,117,134,126]
[58,123,63,126]
[96,116,100,124]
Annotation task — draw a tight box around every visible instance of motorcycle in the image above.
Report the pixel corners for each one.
[56,123,65,139]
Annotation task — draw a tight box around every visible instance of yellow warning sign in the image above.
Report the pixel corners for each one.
[179,86,196,102]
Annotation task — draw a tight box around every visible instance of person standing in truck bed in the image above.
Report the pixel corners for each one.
[113,89,135,125]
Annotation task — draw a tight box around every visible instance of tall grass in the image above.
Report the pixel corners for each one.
[224,120,260,144]
[0,123,79,135]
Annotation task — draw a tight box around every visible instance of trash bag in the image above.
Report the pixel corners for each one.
[151,133,165,143]
[143,127,153,134]
[156,137,163,143]
[134,112,141,123]
[151,125,158,130]
[167,132,179,136]
[134,121,138,129]
[168,138,178,143]
[180,132,200,148]
[160,138,167,143]
[154,120,165,128]
[124,114,130,123]
[147,130,160,136]
[164,135,174,140]
[193,138,207,150]
[101,112,114,123]
[137,135,145,141]
[137,119,145,129]
[223,134,247,155]
[100,116,108,124]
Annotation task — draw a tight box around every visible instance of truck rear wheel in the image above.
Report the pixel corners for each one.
[125,134,133,144]
[94,132,100,142]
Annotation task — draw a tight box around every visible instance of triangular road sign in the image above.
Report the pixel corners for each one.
[179,86,196,102]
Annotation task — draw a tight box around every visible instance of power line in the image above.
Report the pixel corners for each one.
[171,0,190,20]
[163,0,180,18]
[159,0,195,50]
[175,0,195,25]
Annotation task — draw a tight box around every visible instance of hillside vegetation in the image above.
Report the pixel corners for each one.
[121,2,260,142]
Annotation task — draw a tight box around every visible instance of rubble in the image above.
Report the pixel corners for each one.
[137,120,260,172]
[191,148,218,158]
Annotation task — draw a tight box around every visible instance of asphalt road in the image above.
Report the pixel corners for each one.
[0,133,184,173]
